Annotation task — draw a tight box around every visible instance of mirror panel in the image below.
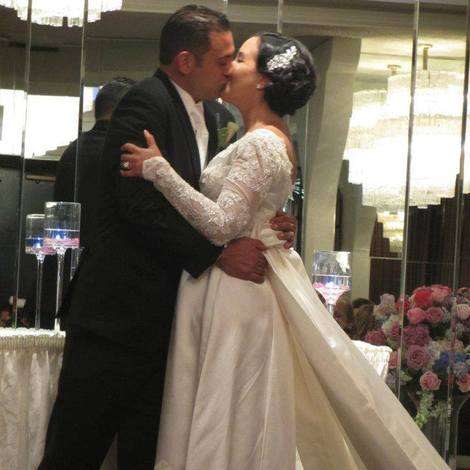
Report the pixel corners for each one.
[2,0,470,464]
[0,6,28,324]
[15,0,85,328]
[284,0,415,310]
[404,1,469,465]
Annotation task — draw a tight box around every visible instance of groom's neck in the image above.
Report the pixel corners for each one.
[161,66,200,103]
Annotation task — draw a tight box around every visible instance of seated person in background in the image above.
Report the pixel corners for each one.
[352,297,374,310]
[54,77,136,249]
[333,292,353,337]
[351,298,375,341]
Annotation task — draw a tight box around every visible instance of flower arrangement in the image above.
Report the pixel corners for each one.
[364,285,470,426]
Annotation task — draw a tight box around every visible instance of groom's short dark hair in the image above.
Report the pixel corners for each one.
[159,5,230,65]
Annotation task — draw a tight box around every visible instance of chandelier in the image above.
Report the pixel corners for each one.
[377,211,404,253]
[0,0,122,27]
[344,53,464,215]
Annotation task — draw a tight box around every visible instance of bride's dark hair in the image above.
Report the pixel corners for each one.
[256,33,316,117]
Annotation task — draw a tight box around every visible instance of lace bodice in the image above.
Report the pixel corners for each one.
[142,128,294,246]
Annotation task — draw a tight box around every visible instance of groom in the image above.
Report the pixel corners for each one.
[39,5,296,469]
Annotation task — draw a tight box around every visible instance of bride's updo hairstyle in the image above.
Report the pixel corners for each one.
[256,33,316,117]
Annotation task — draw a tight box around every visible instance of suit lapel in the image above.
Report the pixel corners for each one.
[154,69,201,184]
[204,103,218,164]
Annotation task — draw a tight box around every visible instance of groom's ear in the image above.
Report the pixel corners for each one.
[174,51,197,76]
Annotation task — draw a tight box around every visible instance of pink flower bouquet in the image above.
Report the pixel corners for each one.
[366,285,470,426]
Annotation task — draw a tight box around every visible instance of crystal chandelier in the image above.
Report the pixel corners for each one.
[344,52,464,214]
[0,0,122,27]
[377,211,404,253]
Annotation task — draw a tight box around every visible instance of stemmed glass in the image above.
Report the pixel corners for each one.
[312,250,352,314]
[44,202,81,331]
[25,214,54,329]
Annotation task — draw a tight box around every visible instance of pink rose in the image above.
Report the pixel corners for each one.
[457,373,470,393]
[403,325,431,347]
[426,307,444,324]
[455,304,470,321]
[407,307,427,325]
[388,351,398,369]
[413,287,433,309]
[420,371,441,391]
[389,321,401,341]
[364,329,387,346]
[430,285,452,304]
[406,345,430,370]
[396,295,410,313]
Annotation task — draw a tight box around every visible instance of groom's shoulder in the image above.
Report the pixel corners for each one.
[127,75,171,104]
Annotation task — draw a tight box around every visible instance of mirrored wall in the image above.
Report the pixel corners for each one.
[1,0,470,464]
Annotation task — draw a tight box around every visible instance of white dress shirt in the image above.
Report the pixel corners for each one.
[170,80,211,283]
[171,80,209,171]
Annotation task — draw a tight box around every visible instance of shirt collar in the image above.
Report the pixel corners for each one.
[170,79,204,118]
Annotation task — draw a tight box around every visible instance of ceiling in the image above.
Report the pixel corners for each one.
[0,1,466,83]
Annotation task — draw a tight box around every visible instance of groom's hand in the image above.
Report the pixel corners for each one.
[270,210,297,249]
[216,237,267,284]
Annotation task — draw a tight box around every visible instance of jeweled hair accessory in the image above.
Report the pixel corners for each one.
[266,45,298,72]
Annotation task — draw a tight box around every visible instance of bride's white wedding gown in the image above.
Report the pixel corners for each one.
[143,129,448,470]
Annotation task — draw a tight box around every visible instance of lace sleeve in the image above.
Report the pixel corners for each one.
[142,131,288,246]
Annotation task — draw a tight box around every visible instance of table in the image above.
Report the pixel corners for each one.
[352,340,392,380]
[0,329,391,470]
[0,328,116,470]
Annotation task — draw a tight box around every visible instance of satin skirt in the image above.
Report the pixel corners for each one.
[155,224,449,470]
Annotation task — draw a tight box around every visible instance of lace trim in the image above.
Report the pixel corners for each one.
[0,327,65,351]
[142,129,292,246]
[352,340,392,378]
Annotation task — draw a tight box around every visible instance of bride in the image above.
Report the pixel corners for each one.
[120,32,449,470]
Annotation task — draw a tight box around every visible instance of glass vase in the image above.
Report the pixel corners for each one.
[44,201,81,331]
[422,395,470,469]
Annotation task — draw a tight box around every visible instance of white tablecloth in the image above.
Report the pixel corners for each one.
[0,328,116,470]
[0,329,391,470]
[352,340,392,380]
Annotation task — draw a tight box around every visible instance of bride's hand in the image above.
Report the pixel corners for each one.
[120,130,163,178]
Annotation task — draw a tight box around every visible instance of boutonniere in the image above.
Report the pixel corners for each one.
[217,121,239,149]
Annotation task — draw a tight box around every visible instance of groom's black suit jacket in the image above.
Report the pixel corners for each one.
[60,70,222,355]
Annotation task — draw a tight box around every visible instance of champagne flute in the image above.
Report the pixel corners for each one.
[25,214,54,329]
[44,202,81,331]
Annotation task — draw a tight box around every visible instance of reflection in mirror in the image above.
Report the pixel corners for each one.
[283,1,415,443]
[283,0,414,306]
[14,0,85,329]
[77,7,162,291]
[406,3,467,291]
[459,2,470,464]
[0,6,28,326]
[408,2,470,467]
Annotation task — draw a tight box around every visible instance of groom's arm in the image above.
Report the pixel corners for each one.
[102,83,271,282]
[101,84,221,277]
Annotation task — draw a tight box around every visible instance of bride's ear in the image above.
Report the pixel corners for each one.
[174,51,197,75]
[256,76,272,91]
